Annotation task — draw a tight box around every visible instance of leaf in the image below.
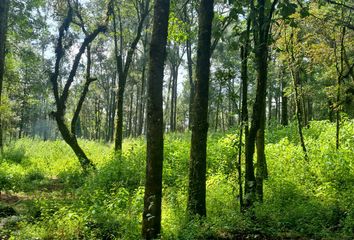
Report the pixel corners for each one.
[300,7,310,18]
[279,2,297,19]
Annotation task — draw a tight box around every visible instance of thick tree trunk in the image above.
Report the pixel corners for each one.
[141,0,170,238]
[187,0,214,217]
[56,115,95,172]
[0,0,9,152]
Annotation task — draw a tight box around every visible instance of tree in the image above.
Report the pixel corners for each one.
[187,0,214,217]
[244,0,278,207]
[0,0,9,153]
[113,0,150,152]
[141,0,170,238]
[50,1,112,172]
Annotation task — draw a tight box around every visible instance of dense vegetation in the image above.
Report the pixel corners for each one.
[0,120,353,239]
[1,0,354,239]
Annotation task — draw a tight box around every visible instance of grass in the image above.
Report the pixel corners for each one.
[0,120,353,239]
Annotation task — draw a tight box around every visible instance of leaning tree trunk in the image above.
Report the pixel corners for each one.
[141,0,170,238]
[0,0,9,153]
[50,3,112,172]
[187,0,214,217]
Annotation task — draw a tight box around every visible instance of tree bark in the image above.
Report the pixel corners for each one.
[187,0,214,217]
[141,0,170,238]
[0,0,9,153]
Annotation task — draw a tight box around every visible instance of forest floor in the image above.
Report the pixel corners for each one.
[0,120,354,239]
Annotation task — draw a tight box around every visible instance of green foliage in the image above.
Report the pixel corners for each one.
[0,121,354,239]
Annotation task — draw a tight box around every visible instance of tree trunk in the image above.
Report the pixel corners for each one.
[138,62,146,136]
[187,0,214,217]
[49,4,110,172]
[245,0,278,208]
[170,66,177,132]
[0,0,9,153]
[238,12,251,211]
[291,70,308,160]
[141,0,170,238]
[281,75,288,126]
[134,84,139,137]
[113,0,150,151]
[268,90,272,124]
[215,83,222,132]
[185,5,195,131]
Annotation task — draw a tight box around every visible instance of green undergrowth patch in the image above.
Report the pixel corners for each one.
[0,120,353,239]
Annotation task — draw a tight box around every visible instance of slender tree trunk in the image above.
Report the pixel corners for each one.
[128,90,134,137]
[134,84,139,137]
[268,91,272,124]
[291,70,308,160]
[142,0,170,238]
[336,26,346,150]
[113,0,150,151]
[170,67,176,132]
[138,62,146,136]
[0,0,9,153]
[238,12,251,211]
[187,0,214,217]
[284,26,308,160]
[173,66,178,131]
[281,74,288,126]
[215,83,222,132]
[185,5,195,131]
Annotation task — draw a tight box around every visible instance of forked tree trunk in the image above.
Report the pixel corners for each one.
[245,0,278,208]
[50,3,112,172]
[187,0,214,217]
[141,0,170,238]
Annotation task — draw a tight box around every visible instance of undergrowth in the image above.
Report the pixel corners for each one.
[0,120,353,239]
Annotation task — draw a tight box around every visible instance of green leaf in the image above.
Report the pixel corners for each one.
[279,2,297,19]
[300,7,310,18]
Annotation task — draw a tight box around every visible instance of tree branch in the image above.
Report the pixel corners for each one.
[325,0,354,11]
[50,6,73,108]
[59,25,107,111]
